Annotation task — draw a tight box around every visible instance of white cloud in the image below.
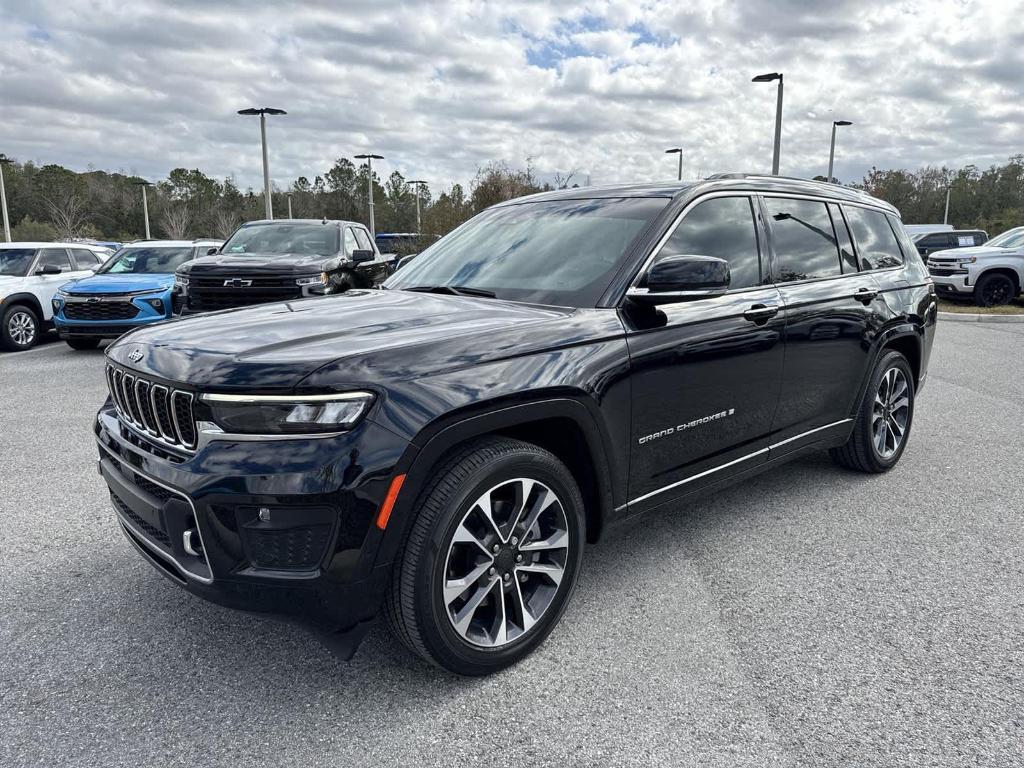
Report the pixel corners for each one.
[0,0,1022,192]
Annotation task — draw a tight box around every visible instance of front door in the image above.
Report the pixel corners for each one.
[624,194,786,513]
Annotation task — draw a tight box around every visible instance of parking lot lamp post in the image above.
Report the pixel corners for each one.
[664,148,683,181]
[132,180,152,239]
[237,107,286,219]
[286,192,293,219]
[752,72,784,175]
[408,179,427,234]
[943,187,951,225]
[827,120,852,183]
[354,154,384,237]
[0,154,11,242]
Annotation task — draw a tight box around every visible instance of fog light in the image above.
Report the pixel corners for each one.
[145,298,164,312]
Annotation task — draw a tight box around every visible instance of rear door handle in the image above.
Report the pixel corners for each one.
[743,304,779,324]
[853,287,879,304]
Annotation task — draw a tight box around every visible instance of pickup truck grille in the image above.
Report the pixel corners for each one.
[65,301,140,320]
[186,276,301,312]
[105,364,198,450]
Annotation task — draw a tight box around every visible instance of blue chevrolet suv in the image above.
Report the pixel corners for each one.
[53,239,220,350]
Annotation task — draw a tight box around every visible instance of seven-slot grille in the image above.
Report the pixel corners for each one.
[64,300,140,321]
[105,364,198,450]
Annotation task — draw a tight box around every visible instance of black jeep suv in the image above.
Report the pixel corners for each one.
[96,175,936,675]
[175,219,392,312]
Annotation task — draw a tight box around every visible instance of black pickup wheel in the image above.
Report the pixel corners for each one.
[384,437,585,675]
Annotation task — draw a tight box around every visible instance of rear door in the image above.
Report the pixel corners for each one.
[764,196,885,453]
[625,194,785,512]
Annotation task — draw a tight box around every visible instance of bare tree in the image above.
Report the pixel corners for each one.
[213,209,240,239]
[553,169,580,189]
[159,203,192,239]
[45,193,89,240]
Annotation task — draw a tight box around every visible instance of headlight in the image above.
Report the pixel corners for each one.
[296,272,328,287]
[201,391,374,435]
[57,289,71,298]
[175,274,189,287]
[957,257,977,264]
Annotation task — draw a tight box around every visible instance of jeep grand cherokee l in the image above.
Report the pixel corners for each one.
[96,175,936,675]
[175,219,391,312]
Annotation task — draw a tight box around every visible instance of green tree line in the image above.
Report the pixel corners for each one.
[3,154,1021,244]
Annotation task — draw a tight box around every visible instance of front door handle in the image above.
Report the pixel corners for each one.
[854,287,879,304]
[743,304,779,324]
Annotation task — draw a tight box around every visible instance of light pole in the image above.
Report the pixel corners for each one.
[408,179,427,234]
[237,107,286,219]
[944,186,951,225]
[0,154,11,243]
[827,120,852,183]
[132,179,152,239]
[354,153,384,236]
[664,148,683,181]
[286,192,293,219]
[752,72,784,175]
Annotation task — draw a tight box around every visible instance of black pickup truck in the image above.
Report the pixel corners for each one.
[97,175,936,675]
[175,219,392,312]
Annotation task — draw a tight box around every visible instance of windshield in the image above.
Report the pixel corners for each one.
[0,248,36,277]
[986,228,1024,249]
[384,197,669,306]
[221,223,340,257]
[99,246,194,274]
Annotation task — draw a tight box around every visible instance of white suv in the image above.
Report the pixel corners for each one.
[0,242,113,351]
[927,226,1024,306]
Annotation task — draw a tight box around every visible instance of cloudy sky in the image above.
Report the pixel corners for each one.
[1,0,1022,193]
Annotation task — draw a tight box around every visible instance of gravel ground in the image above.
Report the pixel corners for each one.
[1,323,1022,767]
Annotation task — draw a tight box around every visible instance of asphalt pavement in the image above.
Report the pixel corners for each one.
[1,322,1022,767]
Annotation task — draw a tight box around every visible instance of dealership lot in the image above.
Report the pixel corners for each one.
[1,322,1022,767]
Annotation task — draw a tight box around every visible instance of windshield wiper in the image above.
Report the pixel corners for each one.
[403,285,497,298]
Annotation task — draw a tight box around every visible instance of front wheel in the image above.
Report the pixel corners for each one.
[973,272,1016,307]
[385,437,585,675]
[830,350,915,473]
[1,305,40,351]
[65,337,101,350]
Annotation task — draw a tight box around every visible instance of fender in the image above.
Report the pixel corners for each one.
[0,292,47,322]
[370,396,619,569]
[849,320,923,420]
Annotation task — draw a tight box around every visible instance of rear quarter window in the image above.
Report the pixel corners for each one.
[843,206,904,270]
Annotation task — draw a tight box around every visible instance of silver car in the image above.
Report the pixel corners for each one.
[927,226,1024,306]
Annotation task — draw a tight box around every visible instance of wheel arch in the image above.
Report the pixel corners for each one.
[975,267,1021,294]
[1,292,46,320]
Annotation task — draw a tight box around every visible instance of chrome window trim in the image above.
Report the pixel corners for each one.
[623,418,853,508]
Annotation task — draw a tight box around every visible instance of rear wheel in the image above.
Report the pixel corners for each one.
[1,305,40,351]
[66,337,101,350]
[830,350,915,473]
[385,437,585,675]
[973,272,1016,307]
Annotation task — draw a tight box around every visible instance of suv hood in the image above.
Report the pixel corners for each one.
[61,273,175,294]
[180,252,333,275]
[106,289,589,390]
[929,245,1021,260]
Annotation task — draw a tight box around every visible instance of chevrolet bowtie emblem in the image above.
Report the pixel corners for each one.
[224,278,253,288]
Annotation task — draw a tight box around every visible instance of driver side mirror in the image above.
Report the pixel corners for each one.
[627,255,730,305]
[36,264,63,276]
[206,247,219,255]
[351,249,374,264]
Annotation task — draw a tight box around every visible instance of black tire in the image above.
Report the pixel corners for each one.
[973,272,1016,307]
[830,350,915,473]
[65,337,101,350]
[1,304,40,351]
[384,436,585,675]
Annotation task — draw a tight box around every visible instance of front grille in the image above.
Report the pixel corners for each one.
[106,364,198,451]
[65,301,140,320]
[245,525,333,570]
[111,492,171,547]
[60,323,138,337]
[186,276,301,311]
[928,267,964,277]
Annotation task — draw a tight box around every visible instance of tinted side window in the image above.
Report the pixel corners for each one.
[36,248,73,271]
[844,206,904,270]
[343,228,357,256]
[71,249,101,269]
[828,203,858,273]
[918,234,948,248]
[654,196,761,290]
[765,198,841,282]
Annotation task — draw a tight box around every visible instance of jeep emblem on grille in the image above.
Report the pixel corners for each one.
[224,278,253,288]
[128,348,144,362]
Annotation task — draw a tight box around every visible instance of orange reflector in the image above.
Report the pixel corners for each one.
[375,474,406,530]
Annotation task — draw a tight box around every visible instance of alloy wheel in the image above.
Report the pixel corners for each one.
[442,478,569,648]
[981,277,1012,306]
[872,367,910,459]
[8,311,36,348]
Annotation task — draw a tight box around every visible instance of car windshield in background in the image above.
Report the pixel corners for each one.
[384,197,669,306]
[0,249,36,277]
[99,246,194,274]
[221,223,340,257]
[987,228,1024,249]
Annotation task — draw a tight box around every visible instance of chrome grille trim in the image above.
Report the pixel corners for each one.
[105,364,198,453]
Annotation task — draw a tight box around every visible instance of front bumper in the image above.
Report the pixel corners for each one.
[928,271,973,296]
[53,292,175,338]
[95,404,412,652]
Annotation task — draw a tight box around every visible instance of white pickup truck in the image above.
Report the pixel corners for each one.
[927,226,1024,306]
